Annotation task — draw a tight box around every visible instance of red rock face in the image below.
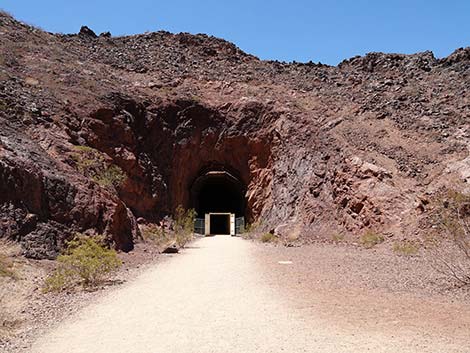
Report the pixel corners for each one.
[1,12,470,257]
[0,119,137,258]
[81,96,275,223]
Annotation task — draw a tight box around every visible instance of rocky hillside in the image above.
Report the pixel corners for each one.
[1,12,470,258]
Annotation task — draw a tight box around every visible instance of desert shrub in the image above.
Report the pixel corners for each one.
[141,224,166,242]
[393,241,419,256]
[174,206,196,248]
[245,220,260,233]
[360,230,384,248]
[43,234,121,292]
[0,254,16,279]
[431,190,470,285]
[71,146,126,189]
[332,233,345,243]
[261,232,276,243]
[241,232,253,240]
[43,266,76,292]
[93,164,126,188]
[141,223,172,250]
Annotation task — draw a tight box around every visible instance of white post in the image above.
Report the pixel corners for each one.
[230,214,235,236]
[205,213,210,236]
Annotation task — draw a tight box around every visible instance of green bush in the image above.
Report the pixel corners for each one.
[360,230,384,248]
[71,146,126,189]
[174,206,196,248]
[43,234,121,292]
[92,164,126,188]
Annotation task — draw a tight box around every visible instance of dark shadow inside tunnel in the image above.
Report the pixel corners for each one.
[210,214,230,234]
[190,169,246,218]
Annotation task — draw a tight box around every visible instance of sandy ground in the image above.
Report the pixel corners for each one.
[29,235,470,353]
[0,240,163,352]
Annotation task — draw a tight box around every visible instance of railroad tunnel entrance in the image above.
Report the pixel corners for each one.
[190,168,246,235]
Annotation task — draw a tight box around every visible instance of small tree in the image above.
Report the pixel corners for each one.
[432,190,470,285]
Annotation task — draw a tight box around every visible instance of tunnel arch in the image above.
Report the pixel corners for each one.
[190,165,246,218]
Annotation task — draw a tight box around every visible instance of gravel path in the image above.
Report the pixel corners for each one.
[31,236,470,353]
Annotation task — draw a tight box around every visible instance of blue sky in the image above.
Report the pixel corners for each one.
[2,0,470,65]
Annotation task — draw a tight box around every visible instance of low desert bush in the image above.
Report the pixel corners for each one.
[360,230,384,248]
[261,232,276,243]
[241,232,254,240]
[431,190,470,285]
[0,254,16,279]
[141,224,166,242]
[332,233,345,243]
[93,164,126,188]
[174,206,196,248]
[43,234,121,292]
[393,241,419,256]
[245,220,260,233]
[141,223,172,250]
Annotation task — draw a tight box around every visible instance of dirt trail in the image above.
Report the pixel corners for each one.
[31,236,470,353]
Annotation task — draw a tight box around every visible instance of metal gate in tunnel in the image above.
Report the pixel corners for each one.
[194,218,205,235]
[194,215,245,236]
[235,217,245,234]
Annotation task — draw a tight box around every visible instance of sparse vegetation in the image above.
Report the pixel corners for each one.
[245,220,260,233]
[332,233,345,243]
[43,234,121,292]
[241,232,254,240]
[431,190,470,286]
[0,254,17,279]
[141,223,172,250]
[141,207,196,250]
[93,164,126,188]
[281,227,301,247]
[393,241,419,256]
[174,206,196,248]
[0,101,7,112]
[71,145,126,189]
[190,94,202,102]
[261,232,276,243]
[360,230,384,248]
[285,231,300,244]
[141,223,166,242]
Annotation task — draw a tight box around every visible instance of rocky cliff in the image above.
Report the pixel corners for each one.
[1,12,470,258]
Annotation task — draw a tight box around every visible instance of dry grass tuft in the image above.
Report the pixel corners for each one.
[261,233,276,243]
[360,230,384,249]
[393,241,420,256]
[0,254,17,279]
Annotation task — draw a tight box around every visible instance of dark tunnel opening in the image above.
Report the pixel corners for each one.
[210,214,230,235]
[190,170,246,222]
